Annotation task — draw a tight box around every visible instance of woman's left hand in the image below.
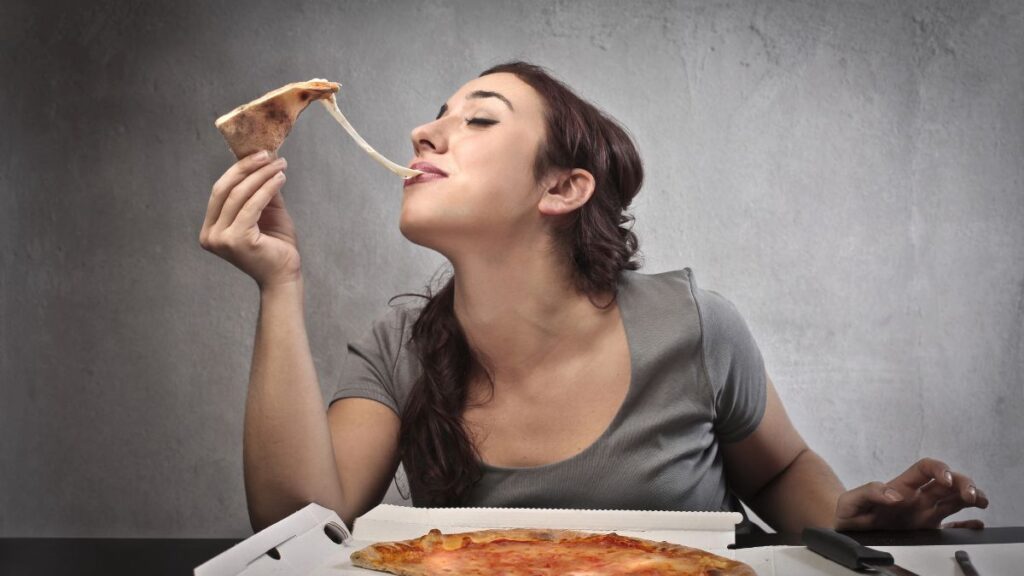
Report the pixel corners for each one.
[834,457,989,530]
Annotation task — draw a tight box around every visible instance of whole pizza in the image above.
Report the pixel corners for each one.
[351,527,755,575]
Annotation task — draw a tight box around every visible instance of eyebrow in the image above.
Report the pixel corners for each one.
[435,90,515,119]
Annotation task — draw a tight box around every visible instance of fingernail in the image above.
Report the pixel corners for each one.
[884,488,904,502]
[277,157,288,168]
[968,485,977,502]
[944,470,954,486]
[254,150,269,162]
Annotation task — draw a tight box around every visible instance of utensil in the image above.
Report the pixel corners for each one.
[803,527,921,576]
[955,549,980,576]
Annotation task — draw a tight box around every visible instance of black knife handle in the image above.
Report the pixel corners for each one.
[802,527,895,570]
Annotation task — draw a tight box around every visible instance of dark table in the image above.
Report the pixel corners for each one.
[2,528,1022,575]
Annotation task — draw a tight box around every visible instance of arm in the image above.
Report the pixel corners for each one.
[244,280,400,531]
[721,372,845,533]
[721,372,990,532]
[243,280,344,531]
[201,153,399,531]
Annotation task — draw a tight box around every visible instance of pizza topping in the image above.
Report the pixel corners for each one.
[350,528,755,576]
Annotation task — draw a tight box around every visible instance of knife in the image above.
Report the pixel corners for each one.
[802,527,921,576]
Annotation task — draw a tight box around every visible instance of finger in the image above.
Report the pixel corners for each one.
[931,471,982,506]
[205,151,275,231]
[214,158,288,231]
[890,457,953,491]
[931,494,969,521]
[919,478,955,507]
[954,484,990,510]
[942,519,985,529]
[836,482,905,520]
[975,488,990,509]
[953,473,980,507]
[233,171,287,231]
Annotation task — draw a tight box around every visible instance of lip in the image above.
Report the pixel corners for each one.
[409,161,448,176]
[404,161,448,187]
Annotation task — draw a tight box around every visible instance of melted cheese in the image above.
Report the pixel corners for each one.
[318,91,423,179]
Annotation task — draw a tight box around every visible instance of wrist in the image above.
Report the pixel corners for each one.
[259,275,305,302]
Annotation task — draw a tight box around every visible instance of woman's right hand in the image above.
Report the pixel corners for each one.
[200,151,301,289]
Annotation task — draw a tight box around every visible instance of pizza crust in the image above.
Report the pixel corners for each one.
[350,528,756,576]
[214,79,339,160]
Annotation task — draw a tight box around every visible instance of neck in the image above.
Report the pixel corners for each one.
[448,245,615,383]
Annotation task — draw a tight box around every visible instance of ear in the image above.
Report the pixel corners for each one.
[538,168,596,216]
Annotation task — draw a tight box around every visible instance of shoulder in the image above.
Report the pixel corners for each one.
[338,299,427,409]
[622,267,761,374]
[630,268,751,339]
[369,299,425,333]
[358,299,426,354]
[620,267,746,324]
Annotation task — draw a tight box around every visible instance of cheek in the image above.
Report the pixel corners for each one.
[462,134,539,207]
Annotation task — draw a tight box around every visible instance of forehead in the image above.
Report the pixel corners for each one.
[449,72,544,115]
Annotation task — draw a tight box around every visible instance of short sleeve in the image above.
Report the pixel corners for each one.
[329,305,411,415]
[693,287,767,443]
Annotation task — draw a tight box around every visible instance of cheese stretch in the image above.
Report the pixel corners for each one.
[318,90,423,179]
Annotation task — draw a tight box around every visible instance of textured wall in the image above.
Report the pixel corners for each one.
[1,0,1021,537]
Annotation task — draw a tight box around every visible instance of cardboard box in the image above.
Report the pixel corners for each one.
[195,503,1024,575]
[195,502,742,575]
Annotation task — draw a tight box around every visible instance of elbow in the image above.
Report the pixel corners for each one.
[745,447,813,504]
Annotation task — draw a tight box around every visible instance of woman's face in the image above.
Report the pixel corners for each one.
[401,72,551,257]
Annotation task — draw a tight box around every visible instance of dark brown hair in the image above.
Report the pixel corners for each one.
[390,61,644,505]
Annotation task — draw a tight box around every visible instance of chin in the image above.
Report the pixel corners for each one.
[399,209,447,253]
[399,207,479,260]
[398,215,429,248]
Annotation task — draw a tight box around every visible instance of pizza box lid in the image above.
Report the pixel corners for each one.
[194,502,743,575]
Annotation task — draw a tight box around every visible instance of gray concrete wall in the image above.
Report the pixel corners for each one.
[1,0,1021,537]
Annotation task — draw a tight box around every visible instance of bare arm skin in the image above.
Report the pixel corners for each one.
[242,280,345,531]
[244,281,402,531]
[202,152,400,531]
[326,398,401,528]
[721,373,845,533]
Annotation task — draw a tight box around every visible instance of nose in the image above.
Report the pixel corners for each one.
[410,118,446,157]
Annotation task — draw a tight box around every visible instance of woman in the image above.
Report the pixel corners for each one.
[200,62,988,533]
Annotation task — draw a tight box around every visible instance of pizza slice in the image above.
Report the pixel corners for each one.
[350,527,756,576]
[214,79,421,178]
[215,79,339,160]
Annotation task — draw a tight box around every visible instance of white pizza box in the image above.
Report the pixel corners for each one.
[194,502,1024,575]
[194,502,743,575]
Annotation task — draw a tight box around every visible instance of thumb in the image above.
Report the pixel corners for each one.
[942,519,985,529]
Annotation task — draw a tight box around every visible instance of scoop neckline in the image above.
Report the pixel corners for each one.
[476,270,638,473]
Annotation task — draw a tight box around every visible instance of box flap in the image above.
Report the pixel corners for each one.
[353,504,743,551]
[194,504,350,576]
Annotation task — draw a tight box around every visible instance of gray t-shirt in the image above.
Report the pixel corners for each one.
[329,268,767,512]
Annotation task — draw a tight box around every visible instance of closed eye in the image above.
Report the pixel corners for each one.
[467,118,498,127]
